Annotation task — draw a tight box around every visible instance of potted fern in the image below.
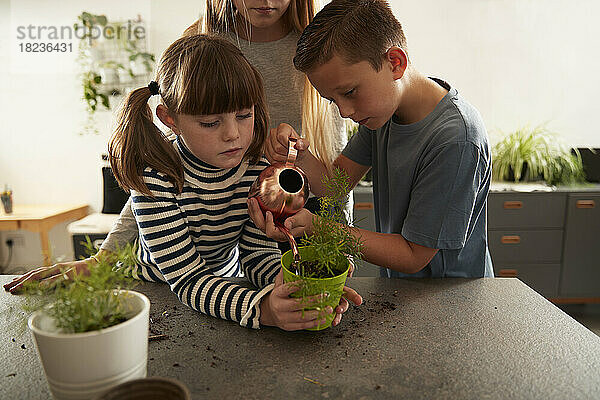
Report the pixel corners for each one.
[492,125,586,185]
[281,169,363,330]
[23,243,150,400]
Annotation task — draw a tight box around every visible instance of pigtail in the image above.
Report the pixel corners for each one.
[108,86,183,197]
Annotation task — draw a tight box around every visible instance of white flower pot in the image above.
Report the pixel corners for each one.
[28,291,150,400]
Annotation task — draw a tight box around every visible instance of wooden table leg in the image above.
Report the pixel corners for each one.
[39,230,51,266]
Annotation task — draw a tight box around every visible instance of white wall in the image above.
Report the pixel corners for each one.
[0,0,199,271]
[0,0,598,270]
[389,0,600,145]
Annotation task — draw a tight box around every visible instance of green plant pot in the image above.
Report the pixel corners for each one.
[281,246,349,331]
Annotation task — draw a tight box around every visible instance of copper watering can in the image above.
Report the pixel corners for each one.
[248,137,310,266]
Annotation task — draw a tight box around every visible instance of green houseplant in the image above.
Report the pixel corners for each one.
[492,125,586,186]
[75,12,155,135]
[22,243,150,400]
[281,168,363,330]
[76,12,110,136]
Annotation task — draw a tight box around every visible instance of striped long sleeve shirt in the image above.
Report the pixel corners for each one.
[128,138,281,329]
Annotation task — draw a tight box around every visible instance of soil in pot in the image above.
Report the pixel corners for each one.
[290,260,346,279]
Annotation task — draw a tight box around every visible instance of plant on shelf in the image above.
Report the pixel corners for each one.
[75,12,155,135]
[281,168,363,330]
[75,12,109,135]
[125,41,155,76]
[21,241,151,399]
[492,125,586,186]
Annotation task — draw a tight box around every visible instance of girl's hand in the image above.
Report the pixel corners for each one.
[264,123,310,165]
[3,258,96,294]
[260,269,333,331]
[247,198,315,241]
[260,271,363,330]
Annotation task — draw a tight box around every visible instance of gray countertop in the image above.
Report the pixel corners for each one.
[2,276,599,399]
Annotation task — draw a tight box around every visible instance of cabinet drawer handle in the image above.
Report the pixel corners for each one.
[501,235,521,244]
[503,201,523,209]
[498,269,518,277]
[576,200,595,209]
[355,202,374,210]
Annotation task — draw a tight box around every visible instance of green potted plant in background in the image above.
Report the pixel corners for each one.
[22,242,150,400]
[492,125,587,185]
[75,12,110,135]
[281,169,363,331]
[75,12,155,135]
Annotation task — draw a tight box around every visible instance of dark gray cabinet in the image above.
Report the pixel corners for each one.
[490,263,562,296]
[488,230,564,264]
[487,192,566,297]
[487,193,566,229]
[560,193,600,297]
[355,186,600,299]
[488,190,600,299]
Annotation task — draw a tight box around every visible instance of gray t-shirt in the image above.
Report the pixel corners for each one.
[101,30,349,252]
[342,79,493,278]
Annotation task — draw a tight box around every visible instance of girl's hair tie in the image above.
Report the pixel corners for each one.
[148,81,160,96]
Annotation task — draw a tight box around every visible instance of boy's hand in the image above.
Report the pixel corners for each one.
[247,198,315,241]
[332,285,363,327]
[264,123,310,165]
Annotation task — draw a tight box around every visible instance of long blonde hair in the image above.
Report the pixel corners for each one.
[108,35,269,197]
[184,0,338,170]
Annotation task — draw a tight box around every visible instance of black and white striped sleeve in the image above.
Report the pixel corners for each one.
[238,218,281,289]
[130,168,270,329]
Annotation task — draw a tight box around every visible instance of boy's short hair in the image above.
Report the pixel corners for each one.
[294,0,407,73]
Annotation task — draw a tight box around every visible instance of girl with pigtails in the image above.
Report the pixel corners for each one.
[106,34,359,330]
